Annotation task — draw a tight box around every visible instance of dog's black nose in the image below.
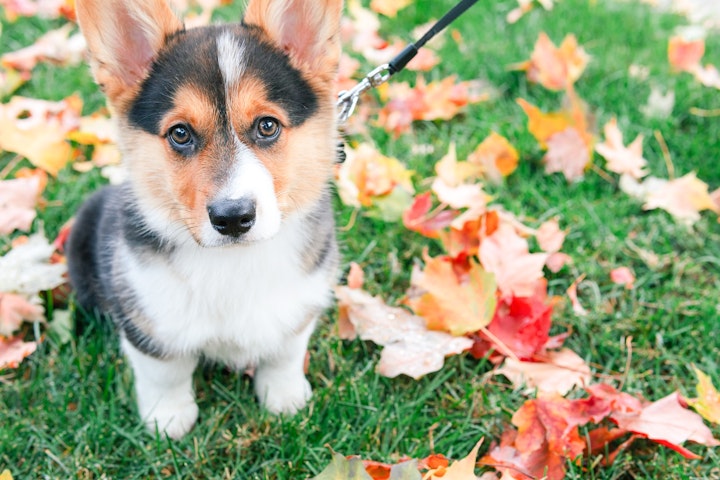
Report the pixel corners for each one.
[207,198,256,237]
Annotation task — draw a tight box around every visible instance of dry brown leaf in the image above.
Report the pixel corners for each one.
[336,286,472,379]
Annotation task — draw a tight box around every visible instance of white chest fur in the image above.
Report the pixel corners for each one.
[119,218,332,366]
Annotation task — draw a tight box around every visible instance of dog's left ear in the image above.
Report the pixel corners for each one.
[243,0,343,81]
[76,0,183,111]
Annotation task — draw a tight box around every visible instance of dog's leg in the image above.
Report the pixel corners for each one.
[121,338,199,439]
[254,316,317,415]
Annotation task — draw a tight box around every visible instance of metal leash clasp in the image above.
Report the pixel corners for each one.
[337,63,392,124]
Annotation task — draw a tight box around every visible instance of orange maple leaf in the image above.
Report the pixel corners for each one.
[467,132,519,184]
[514,32,590,91]
[377,76,489,136]
[517,93,593,181]
[406,255,497,336]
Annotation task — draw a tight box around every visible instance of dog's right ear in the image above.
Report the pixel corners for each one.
[76,0,183,111]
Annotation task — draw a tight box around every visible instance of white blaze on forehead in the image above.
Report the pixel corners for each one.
[217,31,246,89]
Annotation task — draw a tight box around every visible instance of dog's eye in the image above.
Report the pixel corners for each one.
[168,125,194,149]
[255,117,281,142]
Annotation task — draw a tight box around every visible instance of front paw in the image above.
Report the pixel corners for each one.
[254,372,312,415]
[140,397,199,440]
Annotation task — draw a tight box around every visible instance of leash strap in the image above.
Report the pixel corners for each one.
[337,0,479,124]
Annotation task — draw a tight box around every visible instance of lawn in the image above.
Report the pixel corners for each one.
[1,0,720,478]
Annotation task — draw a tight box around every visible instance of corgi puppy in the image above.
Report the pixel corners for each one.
[66,0,342,439]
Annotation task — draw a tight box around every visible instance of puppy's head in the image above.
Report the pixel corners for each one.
[77,0,342,246]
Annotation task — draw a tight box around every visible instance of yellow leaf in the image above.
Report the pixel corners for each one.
[428,440,483,479]
[434,142,482,187]
[369,0,411,17]
[687,366,720,425]
[516,98,573,149]
[0,470,14,480]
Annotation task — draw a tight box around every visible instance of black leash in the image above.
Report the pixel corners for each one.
[337,0,479,125]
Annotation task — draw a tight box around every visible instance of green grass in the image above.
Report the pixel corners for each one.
[2,0,720,478]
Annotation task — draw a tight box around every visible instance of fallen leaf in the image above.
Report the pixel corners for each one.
[0,470,13,480]
[514,33,590,91]
[496,348,591,395]
[1,23,86,72]
[611,392,720,458]
[434,143,482,187]
[336,143,414,209]
[668,31,705,72]
[0,0,74,20]
[479,223,548,299]
[470,283,553,361]
[544,127,591,182]
[377,76,490,136]
[468,132,519,184]
[595,118,648,180]
[506,0,556,24]
[0,336,38,370]
[510,394,587,480]
[566,275,588,316]
[0,292,44,337]
[0,233,68,295]
[640,87,675,119]
[0,67,28,98]
[402,192,457,239]
[610,267,635,289]
[535,218,566,253]
[643,172,718,225]
[347,262,365,290]
[517,93,593,161]
[336,286,472,379]
[0,176,42,235]
[312,451,374,480]
[369,0,411,17]
[406,256,497,336]
[428,440,483,479]
[685,367,720,425]
[0,95,82,175]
